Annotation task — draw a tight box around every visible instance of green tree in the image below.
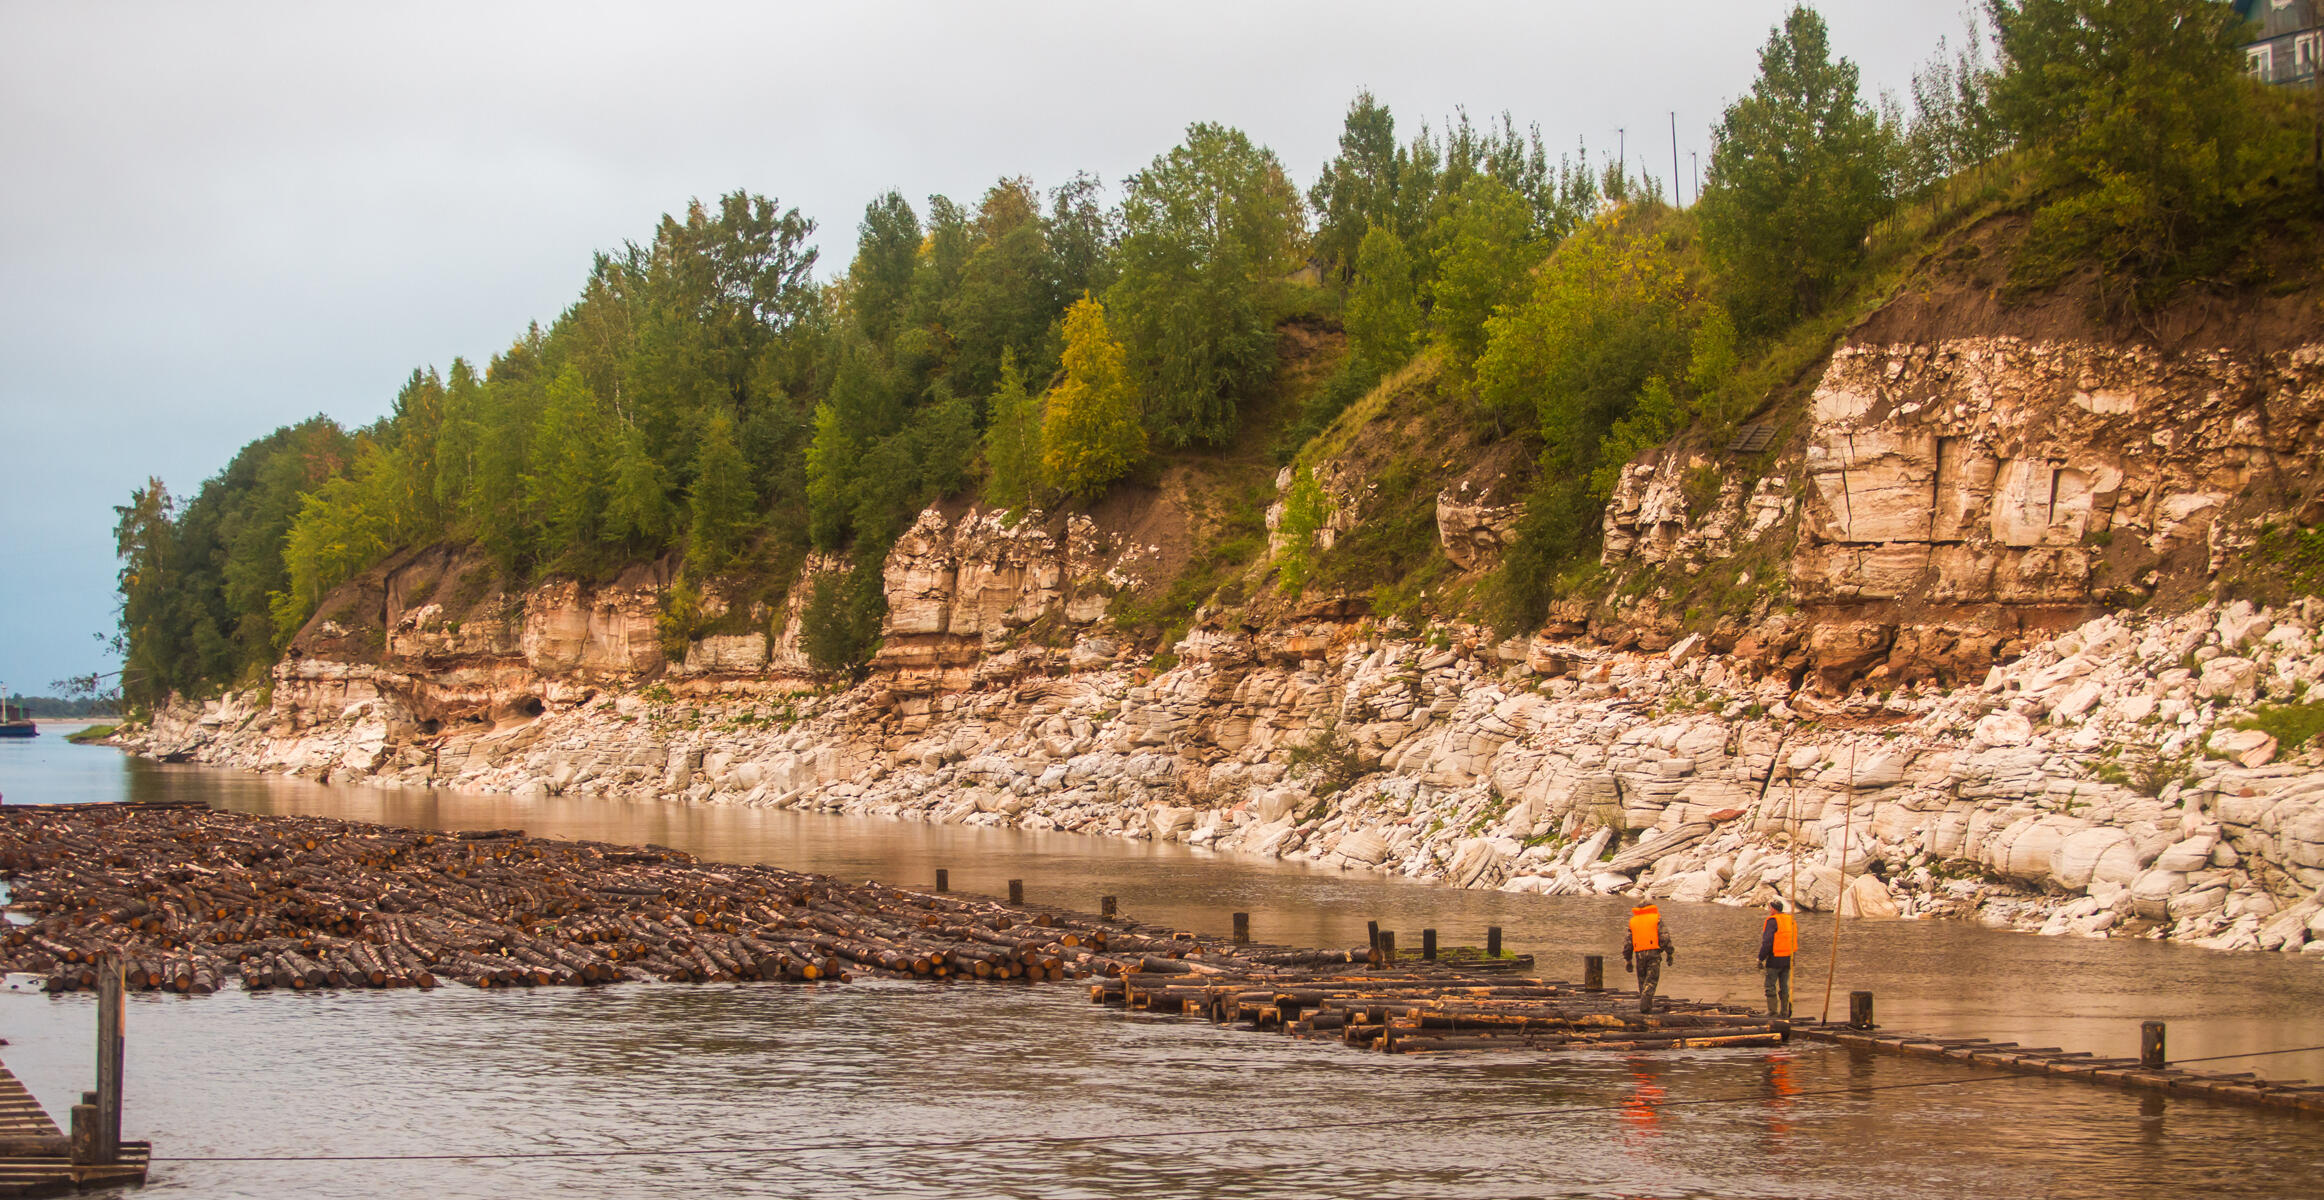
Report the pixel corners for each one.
[982,349,1044,511]
[432,358,483,521]
[112,478,182,708]
[847,190,921,345]
[1110,123,1304,447]
[602,422,672,548]
[1478,211,1715,627]
[1344,224,1422,367]
[1696,4,1889,333]
[524,365,606,557]
[1897,27,2006,195]
[1041,297,1145,498]
[1308,91,1403,284]
[685,411,753,570]
[945,178,1059,402]
[799,560,884,679]
[1986,0,2296,289]
[275,440,406,642]
[1428,176,1535,370]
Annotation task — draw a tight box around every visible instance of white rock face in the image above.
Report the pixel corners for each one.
[118,497,2324,957]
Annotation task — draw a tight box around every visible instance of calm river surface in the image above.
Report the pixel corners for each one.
[3,727,2321,1197]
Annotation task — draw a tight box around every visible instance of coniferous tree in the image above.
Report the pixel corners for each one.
[602,422,672,549]
[525,365,607,557]
[685,411,753,570]
[432,358,482,522]
[1309,91,1403,285]
[983,350,1044,511]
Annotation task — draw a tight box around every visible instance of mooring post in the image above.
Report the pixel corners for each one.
[1421,928,1437,961]
[2141,1021,2167,1070]
[1008,879,1024,906]
[934,869,949,893]
[1583,954,1604,992]
[1100,895,1117,918]
[1486,925,1502,958]
[1366,920,1380,953]
[69,1102,97,1166]
[1849,990,1875,1031]
[1379,931,1397,964]
[95,954,123,1163]
[1231,912,1250,945]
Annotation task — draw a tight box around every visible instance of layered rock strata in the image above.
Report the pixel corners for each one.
[1604,338,2324,684]
[127,597,2324,956]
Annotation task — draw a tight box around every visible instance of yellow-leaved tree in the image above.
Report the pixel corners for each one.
[1040,296,1145,499]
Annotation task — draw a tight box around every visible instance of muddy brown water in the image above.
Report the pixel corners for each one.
[3,730,2321,1198]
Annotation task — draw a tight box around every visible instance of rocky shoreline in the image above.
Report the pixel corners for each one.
[119,595,2324,958]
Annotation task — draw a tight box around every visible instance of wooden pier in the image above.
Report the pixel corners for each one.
[1787,1006,2324,1116]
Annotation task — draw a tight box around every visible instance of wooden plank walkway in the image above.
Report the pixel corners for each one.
[1784,1022,2324,1115]
[0,1061,148,1196]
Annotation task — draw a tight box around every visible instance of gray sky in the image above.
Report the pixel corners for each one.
[0,0,1968,695]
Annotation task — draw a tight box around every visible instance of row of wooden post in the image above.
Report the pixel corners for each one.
[922,867,2177,1055]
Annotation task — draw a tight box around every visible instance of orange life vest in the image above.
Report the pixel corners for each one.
[1770,912,1797,958]
[1628,905,1661,953]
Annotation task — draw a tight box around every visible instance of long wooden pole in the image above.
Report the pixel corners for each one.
[1783,723,1799,915]
[95,954,122,1162]
[1821,742,1856,1024]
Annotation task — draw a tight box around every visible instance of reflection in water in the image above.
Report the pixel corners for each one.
[1620,1059,1667,1142]
[1762,1054,1797,1144]
[1,734,2320,1197]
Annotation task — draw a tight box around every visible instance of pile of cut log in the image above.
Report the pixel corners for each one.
[0,803,1235,992]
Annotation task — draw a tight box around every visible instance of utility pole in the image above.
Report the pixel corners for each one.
[1670,111,1680,206]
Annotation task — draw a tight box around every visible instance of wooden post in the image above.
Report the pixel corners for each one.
[1583,954,1604,992]
[1100,895,1117,918]
[1421,928,1437,961]
[1231,913,1250,945]
[68,1104,98,1166]
[934,869,948,893]
[1366,920,1380,952]
[2141,1021,2167,1069]
[1007,879,1024,906]
[1486,926,1502,958]
[1379,931,1396,964]
[1848,990,1874,1030]
[94,955,123,1163]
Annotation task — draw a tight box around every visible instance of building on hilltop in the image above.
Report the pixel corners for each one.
[2236,0,2322,85]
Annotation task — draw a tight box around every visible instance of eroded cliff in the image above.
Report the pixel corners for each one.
[119,224,2324,957]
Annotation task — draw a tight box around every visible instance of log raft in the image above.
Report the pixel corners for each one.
[3,805,2315,1113]
[0,802,1777,1057]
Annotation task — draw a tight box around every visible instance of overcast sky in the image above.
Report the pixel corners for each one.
[0,0,1969,696]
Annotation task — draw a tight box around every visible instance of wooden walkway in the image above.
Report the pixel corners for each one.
[1788,1023,2324,1115]
[0,1062,147,1197]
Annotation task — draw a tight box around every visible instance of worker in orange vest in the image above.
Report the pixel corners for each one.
[1758,899,1797,1019]
[1621,901,1674,1014]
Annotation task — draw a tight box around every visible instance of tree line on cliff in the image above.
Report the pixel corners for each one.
[107,1,2323,709]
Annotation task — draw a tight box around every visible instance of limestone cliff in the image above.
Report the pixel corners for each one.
[117,223,2324,958]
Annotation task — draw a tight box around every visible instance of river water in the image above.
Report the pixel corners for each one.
[3,727,2321,1197]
